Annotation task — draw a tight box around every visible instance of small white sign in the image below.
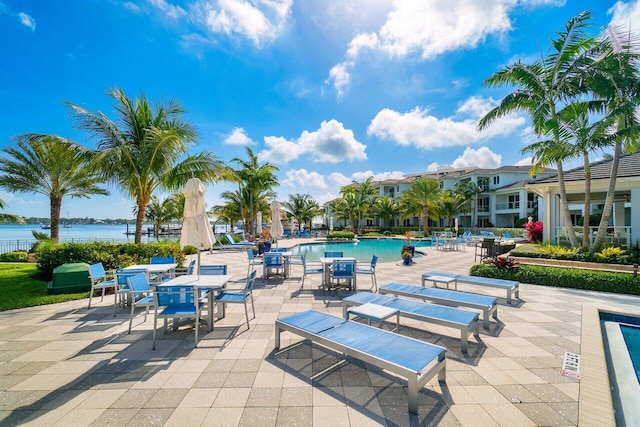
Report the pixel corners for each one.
[561,351,580,379]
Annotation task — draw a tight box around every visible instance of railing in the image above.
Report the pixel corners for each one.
[0,240,38,255]
[555,226,632,248]
[476,206,490,213]
[495,202,520,210]
[0,236,170,255]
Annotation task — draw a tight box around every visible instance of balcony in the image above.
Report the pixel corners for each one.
[495,202,520,211]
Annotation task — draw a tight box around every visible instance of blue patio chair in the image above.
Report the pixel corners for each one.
[324,251,344,258]
[263,253,285,279]
[213,271,257,330]
[87,263,116,309]
[246,249,264,277]
[114,268,147,316]
[502,232,512,239]
[152,284,203,349]
[199,264,227,275]
[298,254,323,289]
[283,229,292,238]
[186,259,196,275]
[271,247,288,252]
[356,255,378,292]
[150,256,176,264]
[224,234,253,246]
[125,273,155,333]
[330,259,356,292]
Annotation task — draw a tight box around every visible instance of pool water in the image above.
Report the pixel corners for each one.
[620,324,640,383]
[289,237,432,263]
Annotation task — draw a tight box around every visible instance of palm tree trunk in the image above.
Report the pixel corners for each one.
[423,207,429,235]
[135,203,146,244]
[556,161,579,247]
[592,141,622,252]
[50,196,62,243]
[581,150,591,250]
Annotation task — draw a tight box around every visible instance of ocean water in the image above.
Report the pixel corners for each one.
[0,223,150,242]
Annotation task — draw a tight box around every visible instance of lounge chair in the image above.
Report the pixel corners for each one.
[422,271,520,304]
[275,310,446,414]
[342,292,480,354]
[224,234,253,246]
[380,282,498,329]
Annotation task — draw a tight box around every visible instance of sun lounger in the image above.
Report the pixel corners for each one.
[422,271,520,304]
[380,282,498,329]
[342,292,480,354]
[275,310,446,414]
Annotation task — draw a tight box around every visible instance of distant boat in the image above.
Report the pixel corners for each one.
[63,223,72,228]
[40,224,51,229]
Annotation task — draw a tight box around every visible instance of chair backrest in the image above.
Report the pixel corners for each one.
[324,251,344,258]
[199,265,227,275]
[503,232,512,239]
[225,234,237,245]
[155,285,195,306]
[370,255,378,268]
[332,260,356,278]
[264,253,283,266]
[244,270,257,294]
[247,249,256,260]
[186,259,196,275]
[89,263,107,282]
[127,273,151,295]
[272,247,287,252]
[150,256,175,264]
[115,268,147,287]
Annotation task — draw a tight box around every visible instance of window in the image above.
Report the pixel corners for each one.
[493,176,500,185]
[508,194,520,209]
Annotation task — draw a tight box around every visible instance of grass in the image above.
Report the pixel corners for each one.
[0,263,88,312]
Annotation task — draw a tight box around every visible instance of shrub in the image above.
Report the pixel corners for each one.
[536,243,579,256]
[511,242,639,265]
[182,245,198,255]
[327,231,355,240]
[523,220,543,243]
[36,242,186,278]
[470,263,640,295]
[0,251,28,262]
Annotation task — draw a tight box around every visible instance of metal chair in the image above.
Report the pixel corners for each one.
[113,268,147,316]
[324,251,344,258]
[152,284,203,349]
[356,255,378,292]
[330,259,357,292]
[298,255,323,289]
[150,256,176,264]
[199,265,227,275]
[263,253,285,279]
[87,263,116,309]
[246,249,264,277]
[125,273,155,333]
[213,271,257,330]
[475,238,496,262]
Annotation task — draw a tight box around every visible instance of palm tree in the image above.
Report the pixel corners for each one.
[373,196,399,227]
[478,11,599,248]
[0,198,25,224]
[0,134,108,241]
[399,178,443,235]
[145,193,184,238]
[440,190,469,228]
[587,26,640,252]
[281,193,311,233]
[453,181,479,227]
[230,147,278,235]
[68,87,224,243]
[210,198,243,233]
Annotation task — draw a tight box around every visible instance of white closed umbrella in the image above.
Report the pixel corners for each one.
[270,200,284,240]
[181,177,216,272]
[329,217,334,231]
[256,211,263,234]
[454,218,459,234]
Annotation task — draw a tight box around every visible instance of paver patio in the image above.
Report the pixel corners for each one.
[1,238,639,426]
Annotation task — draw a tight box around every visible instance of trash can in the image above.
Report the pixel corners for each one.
[47,262,92,295]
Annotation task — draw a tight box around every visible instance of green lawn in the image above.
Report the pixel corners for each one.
[0,263,88,311]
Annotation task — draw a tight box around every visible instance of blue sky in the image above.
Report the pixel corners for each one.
[0,0,637,220]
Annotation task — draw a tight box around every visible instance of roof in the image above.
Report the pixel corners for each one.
[532,151,640,184]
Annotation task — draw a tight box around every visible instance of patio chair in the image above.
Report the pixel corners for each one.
[125,273,155,333]
[246,249,264,277]
[330,259,357,292]
[356,255,378,292]
[213,271,257,330]
[87,262,116,309]
[502,232,512,239]
[224,234,253,246]
[198,264,227,275]
[186,259,196,275]
[113,268,147,316]
[324,251,344,258]
[152,284,203,349]
[474,238,496,262]
[271,247,288,252]
[298,254,323,289]
[149,256,176,281]
[283,229,292,238]
[263,253,285,279]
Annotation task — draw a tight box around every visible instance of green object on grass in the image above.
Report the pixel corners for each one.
[47,263,91,295]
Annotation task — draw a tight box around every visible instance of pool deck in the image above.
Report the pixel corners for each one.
[1,237,639,426]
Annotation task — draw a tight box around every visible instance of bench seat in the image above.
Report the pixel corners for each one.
[380,282,498,329]
[342,292,480,354]
[422,271,520,304]
[275,310,446,414]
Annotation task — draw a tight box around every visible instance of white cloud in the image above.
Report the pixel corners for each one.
[192,0,293,47]
[426,162,439,172]
[327,63,350,99]
[124,2,142,13]
[351,170,405,182]
[18,12,35,31]
[148,0,187,19]
[368,96,525,150]
[328,172,353,187]
[224,127,255,145]
[259,119,367,164]
[281,169,327,189]
[609,0,640,36]
[451,147,502,169]
[514,156,533,166]
[315,192,340,205]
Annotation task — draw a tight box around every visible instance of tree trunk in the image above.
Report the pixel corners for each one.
[592,141,622,252]
[50,196,62,243]
[135,202,147,244]
[556,160,579,247]
[423,207,429,235]
[581,150,591,251]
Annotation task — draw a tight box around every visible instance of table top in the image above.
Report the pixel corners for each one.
[424,275,457,283]
[159,274,233,288]
[347,303,398,320]
[124,263,177,273]
[320,257,357,264]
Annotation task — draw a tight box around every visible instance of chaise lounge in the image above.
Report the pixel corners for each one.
[342,292,480,354]
[275,310,446,414]
[379,282,498,329]
[422,271,520,304]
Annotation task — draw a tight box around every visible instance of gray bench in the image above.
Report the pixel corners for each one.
[380,282,498,329]
[275,310,446,414]
[422,271,520,304]
[342,292,480,353]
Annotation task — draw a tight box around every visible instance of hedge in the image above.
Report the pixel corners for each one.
[469,263,640,296]
[36,241,186,278]
[0,251,28,262]
[327,231,356,240]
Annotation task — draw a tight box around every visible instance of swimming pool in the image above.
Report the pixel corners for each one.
[288,237,431,263]
[601,311,640,426]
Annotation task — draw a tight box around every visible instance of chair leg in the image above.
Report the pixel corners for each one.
[250,294,256,319]
[152,312,158,350]
[194,315,199,348]
[243,301,250,330]
[128,301,135,334]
